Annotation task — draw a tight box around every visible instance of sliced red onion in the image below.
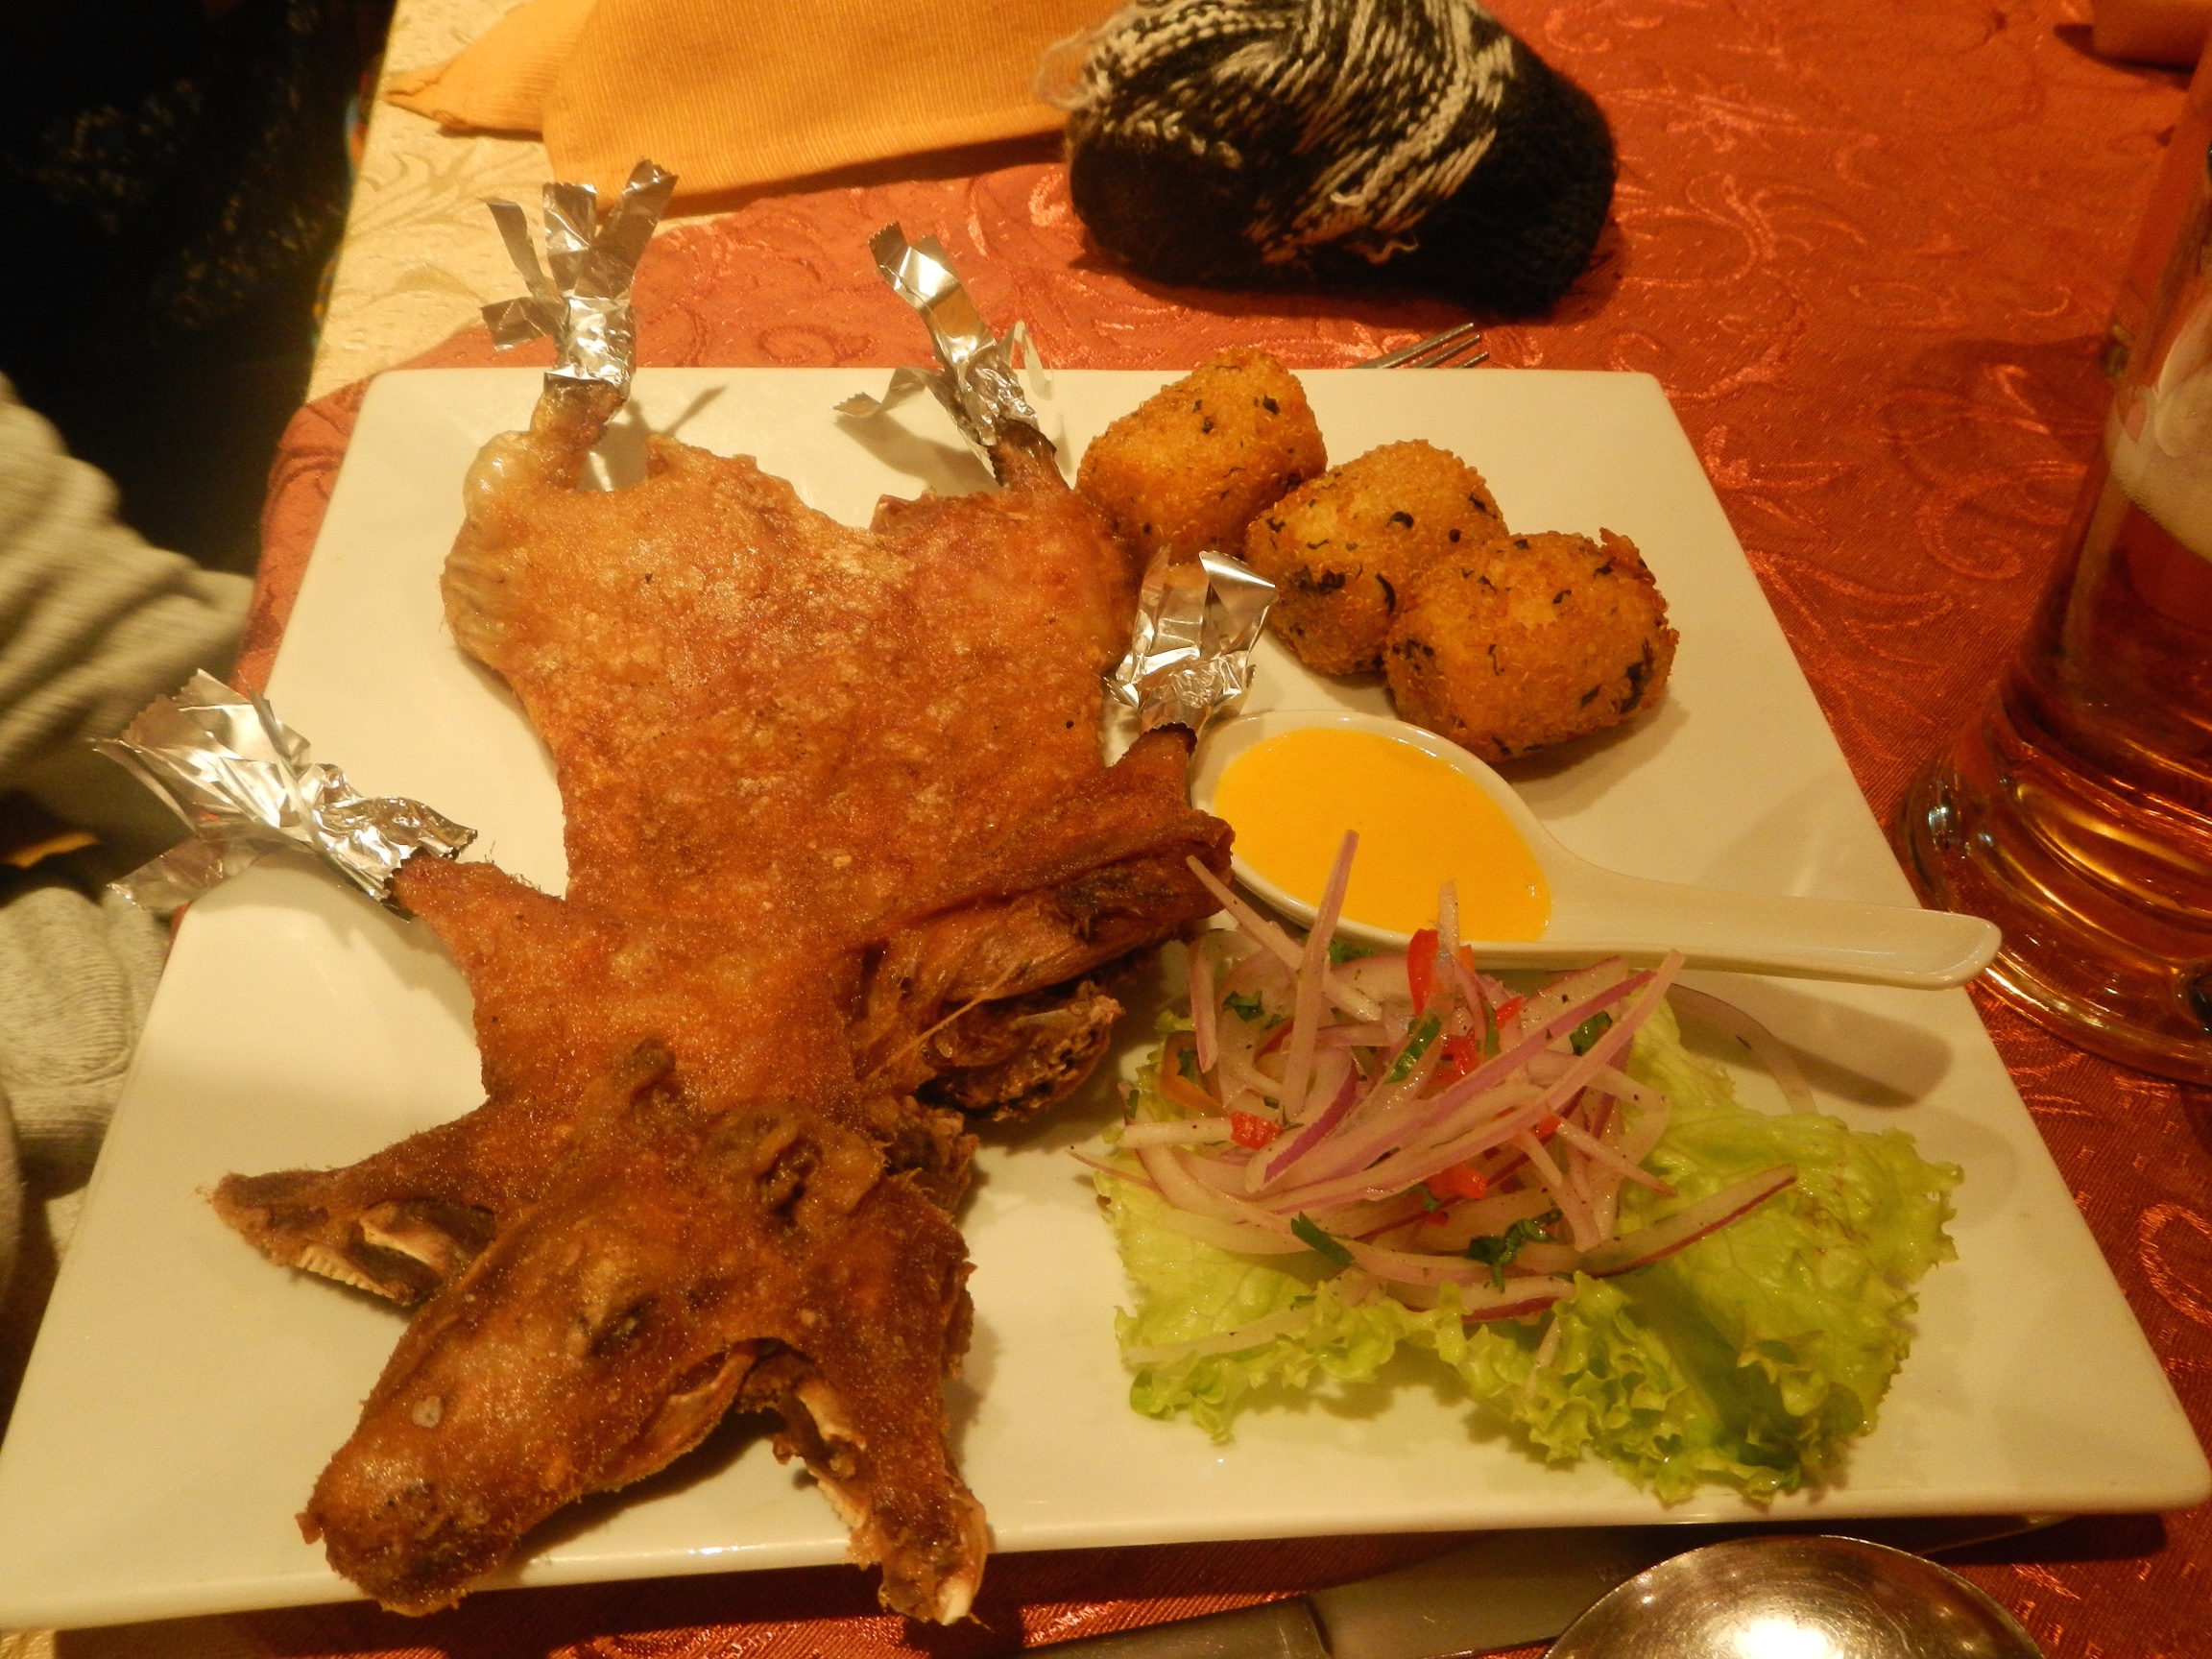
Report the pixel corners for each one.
[1589,1186,1621,1243]
[1341,1235,1551,1291]
[1459,1279,1578,1322]
[1473,967,1516,1006]
[1121,1304,1313,1365]
[1528,956,1634,1015]
[1446,949,1489,1023]
[1668,985,1817,1113]
[1372,968,1660,1152]
[1220,1085,1270,1119]
[1119,1119,1237,1148]
[1138,1142,1251,1222]
[1308,1190,1431,1238]
[1217,940,1292,1013]
[1513,1241,1583,1275]
[1188,931,1223,1075]
[1334,1266,1385,1306]
[1340,952,1411,1006]
[1184,854,1382,1021]
[1613,1090,1672,1171]
[1282,1029,1567,1195]
[1312,1042,1454,1178]
[1075,1150,1160,1193]
[1293,1055,1605,1221]
[1525,1051,1575,1086]
[1587,1082,1671,1244]
[1152,1209,1315,1256]
[1551,1116,1672,1193]
[1296,1046,1356,1127]
[1435,879,1460,956]
[1579,1165,1798,1277]
[1262,1089,1538,1215]
[1511,1130,1599,1249]
[1273,832,1358,1145]
[1268,973,1659,1206]
[1531,1312,1564,1369]
[1582,1063,1669,1115]
[1565,1138,1593,1207]
[1166,1149,1260,1192]
[1218,1049,1286,1104]
[1178,1148,1296,1230]
[1253,1056,1361,1187]
[1416,1186,1557,1252]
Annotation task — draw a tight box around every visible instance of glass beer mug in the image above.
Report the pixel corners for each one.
[1900,146,2212,1085]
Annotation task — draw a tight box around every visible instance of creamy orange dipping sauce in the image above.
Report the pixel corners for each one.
[1213,726,1552,939]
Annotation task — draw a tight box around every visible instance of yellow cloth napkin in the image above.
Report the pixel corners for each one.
[387,0,1112,201]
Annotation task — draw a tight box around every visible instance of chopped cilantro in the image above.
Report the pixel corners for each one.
[1328,937,1378,965]
[1291,1213,1354,1268]
[1222,990,1267,1022]
[1569,1010,1614,1056]
[1463,1215,1553,1290]
[1175,1044,1203,1082]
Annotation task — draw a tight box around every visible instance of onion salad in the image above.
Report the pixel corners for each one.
[1089,832,1803,1358]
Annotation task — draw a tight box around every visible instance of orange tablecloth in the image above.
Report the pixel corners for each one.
[231,1,2210,1653]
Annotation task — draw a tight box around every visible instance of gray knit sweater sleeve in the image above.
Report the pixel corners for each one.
[0,375,252,811]
[0,375,251,1402]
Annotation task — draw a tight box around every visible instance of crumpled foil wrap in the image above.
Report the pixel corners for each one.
[95,673,476,917]
[481,158,676,395]
[836,224,1045,450]
[1109,548,1277,734]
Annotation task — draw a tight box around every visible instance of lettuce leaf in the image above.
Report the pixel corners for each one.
[1098,998,1960,1500]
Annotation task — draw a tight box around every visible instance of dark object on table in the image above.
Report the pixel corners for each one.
[0,0,394,573]
[1051,0,1616,315]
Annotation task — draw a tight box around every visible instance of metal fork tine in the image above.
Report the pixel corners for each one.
[1423,340,1491,369]
[1358,321,1485,369]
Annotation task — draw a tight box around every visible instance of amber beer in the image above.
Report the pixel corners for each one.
[1902,151,2212,1080]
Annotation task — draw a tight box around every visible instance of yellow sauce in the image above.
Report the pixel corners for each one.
[1213,726,1552,939]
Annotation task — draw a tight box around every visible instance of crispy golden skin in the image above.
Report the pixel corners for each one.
[213,383,1230,1620]
[1384,528,1677,760]
[1075,348,1325,560]
[1244,441,1511,675]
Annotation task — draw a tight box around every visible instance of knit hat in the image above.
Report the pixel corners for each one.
[1046,0,1616,315]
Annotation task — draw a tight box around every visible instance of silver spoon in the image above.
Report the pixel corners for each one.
[1547,1534,2043,1658]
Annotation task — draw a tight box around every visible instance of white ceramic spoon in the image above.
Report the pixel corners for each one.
[1189,709,2000,990]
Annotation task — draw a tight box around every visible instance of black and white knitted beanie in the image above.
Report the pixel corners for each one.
[1046,0,1616,315]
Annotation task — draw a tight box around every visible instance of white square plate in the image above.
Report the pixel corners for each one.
[0,368,2200,1630]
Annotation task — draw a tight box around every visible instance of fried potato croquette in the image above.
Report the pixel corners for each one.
[1076,348,1326,558]
[1244,441,1511,674]
[1385,529,1677,760]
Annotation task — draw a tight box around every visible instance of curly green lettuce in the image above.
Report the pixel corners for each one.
[1099,999,1960,1500]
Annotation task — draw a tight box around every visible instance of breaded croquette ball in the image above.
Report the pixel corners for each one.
[1243,441,1511,674]
[1077,348,1326,559]
[1385,529,1677,760]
